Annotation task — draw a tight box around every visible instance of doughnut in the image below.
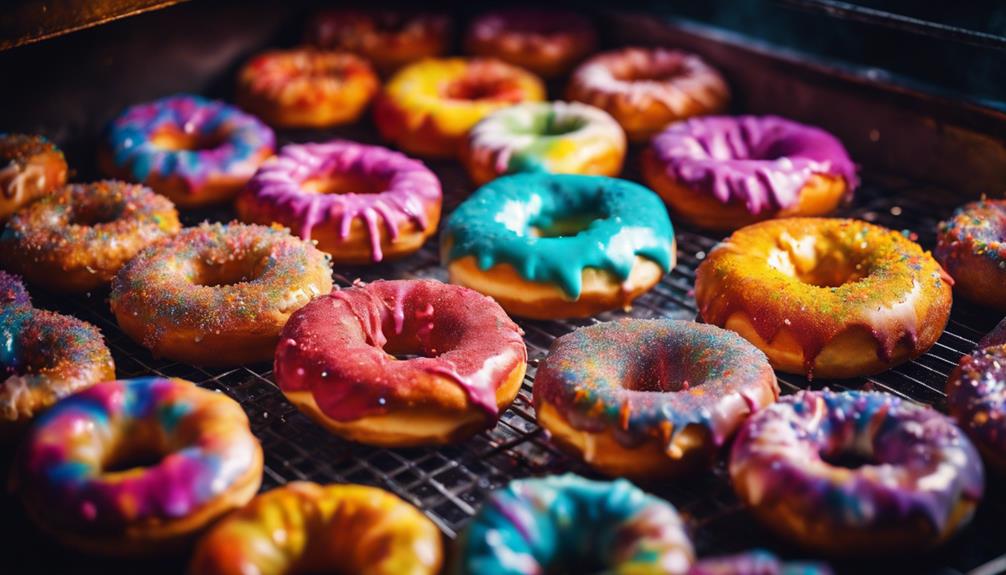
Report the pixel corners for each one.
[0,180,181,293]
[567,47,729,142]
[442,173,676,319]
[374,58,545,158]
[464,9,596,78]
[0,133,67,220]
[190,481,442,575]
[274,279,527,447]
[306,9,452,74]
[642,116,858,231]
[237,48,379,128]
[101,94,275,208]
[695,218,953,378]
[12,377,263,556]
[935,199,1006,311]
[462,101,626,185]
[110,222,332,367]
[730,389,984,554]
[947,343,1006,474]
[1,272,114,436]
[238,140,442,264]
[689,550,832,575]
[979,316,1006,348]
[534,319,778,479]
[452,474,694,574]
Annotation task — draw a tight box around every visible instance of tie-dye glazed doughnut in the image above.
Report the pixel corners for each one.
[935,199,1006,311]
[237,48,379,128]
[275,279,527,446]
[534,319,778,479]
[688,550,832,575]
[238,140,442,264]
[730,390,984,554]
[462,101,626,185]
[0,133,67,221]
[464,9,596,78]
[452,474,695,574]
[0,180,180,293]
[442,173,676,319]
[110,222,333,367]
[374,57,545,158]
[1,272,114,436]
[567,47,729,142]
[947,343,1006,474]
[190,481,442,575]
[695,218,953,379]
[12,377,263,556]
[100,94,275,208]
[642,116,858,231]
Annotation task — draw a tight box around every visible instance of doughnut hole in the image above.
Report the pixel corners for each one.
[150,127,229,152]
[766,233,869,288]
[300,172,388,196]
[444,74,524,102]
[528,210,604,239]
[190,252,269,288]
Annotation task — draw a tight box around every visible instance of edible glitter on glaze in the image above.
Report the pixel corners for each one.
[0,270,30,308]
[534,319,779,451]
[947,343,1006,473]
[730,390,985,540]
[104,94,275,192]
[443,173,675,298]
[15,378,261,530]
[241,140,442,261]
[452,474,695,575]
[935,199,1006,278]
[688,550,832,575]
[649,116,858,215]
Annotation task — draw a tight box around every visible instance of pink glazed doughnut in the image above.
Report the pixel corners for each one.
[238,141,442,264]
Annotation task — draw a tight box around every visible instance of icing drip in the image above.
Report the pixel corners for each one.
[649,115,859,214]
[0,133,65,206]
[688,550,832,575]
[947,344,1006,468]
[444,173,676,298]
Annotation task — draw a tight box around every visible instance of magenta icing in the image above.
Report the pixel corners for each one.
[243,140,442,262]
[649,115,859,214]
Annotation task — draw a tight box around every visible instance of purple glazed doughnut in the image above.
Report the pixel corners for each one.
[979,316,1006,348]
[642,116,858,230]
[730,389,984,554]
[935,199,1006,311]
[688,550,832,575]
[533,319,779,480]
[947,343,1006,474]
[238,141,442,264]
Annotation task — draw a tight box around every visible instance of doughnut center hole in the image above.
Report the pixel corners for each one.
[529,211,602,239]
[821,448,874,470]
[104,441,166,473]
[445,76,520,102]
[621,61,685,83]
[302,173,388,196]
[151,128,228,152]
[515,115,586,138]
[193,257,267,287]
[767,238,868,288]
[70,203,122,226]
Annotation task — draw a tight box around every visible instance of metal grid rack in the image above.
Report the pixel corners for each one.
[9,143,1006,574]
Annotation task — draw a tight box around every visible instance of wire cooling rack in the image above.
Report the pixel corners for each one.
[9,142,1006,574]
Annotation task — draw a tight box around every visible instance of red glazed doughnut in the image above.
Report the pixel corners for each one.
[275,279,527,447]
[464,9,596,78]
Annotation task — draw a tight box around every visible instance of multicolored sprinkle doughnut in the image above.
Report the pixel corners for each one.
[947,343,1006,474]
[0,133,67,220]
[13,377,263,556]
[935,199,1006,311]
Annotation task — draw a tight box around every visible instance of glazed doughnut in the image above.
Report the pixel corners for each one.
[464,9,596,78]
[695,218,953,378]
[238,140,441,264]
[947,343,1006,474]
[534,319,778,479]
[306,9,452,74]
[190,481,442,575]
[689,550,832,575]
[12,377,263,556]
[442,173,676,319]
[274,279,527,447]
[453,474,694,574]
[101,94,275,207]
[0,133,67,220]
[0,272,114,437]
[0,180,180,293]
[980,316,1006,348]
[730,390,984,554]
[935,199,1006,311]
[567,47,729,142]
[110,222,332,366]
[374,58,545,158]
[642,116,858,231]
[237,48,379,128]
[462,101,626,185]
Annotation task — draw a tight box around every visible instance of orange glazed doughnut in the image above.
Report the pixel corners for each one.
[464,9,596,78]
[567,47,729,142]
[0,134,67,221]
[695,218,953,379]
[237,48,379,129]
[374,57,545,158]
[935,199,1006,311]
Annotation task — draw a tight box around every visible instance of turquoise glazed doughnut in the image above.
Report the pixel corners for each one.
[730,389,984,554]
[947,343,1006,474]
[442,173,675,319]
[534,319,778,479]
[13,377,263,556]
[688,550,832,575]
[452,474,694,575]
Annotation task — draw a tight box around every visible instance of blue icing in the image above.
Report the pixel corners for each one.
[158,401,193,433]
[0,307,29,370]
[444,174,676,298]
